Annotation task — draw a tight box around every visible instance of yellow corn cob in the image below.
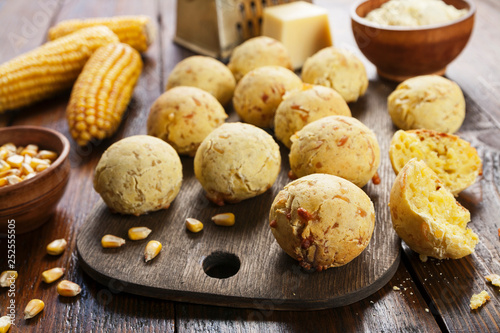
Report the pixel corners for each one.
[0,26,119,113]
[66,42,142,146]
[48,16,156,53]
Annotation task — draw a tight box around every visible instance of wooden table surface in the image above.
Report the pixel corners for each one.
[1,0,499,332]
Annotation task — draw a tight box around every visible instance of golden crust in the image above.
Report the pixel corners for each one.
[233,66,302,128]
[166,56,236,106]
[228,36,293,82]
[387,75,465,133]
[93,135,182,216]
[389,159,478,259]
[289,115,380,187]
[274,84,351,148]
[389,129,482,195]
[147,86,228,156]
[194,122,281,205]
[269,173,375,271]
[301,47,368,103]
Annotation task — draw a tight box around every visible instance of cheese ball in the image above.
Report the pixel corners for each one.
[269,173,375,271]
[289,116,380,187]
[233,66,302,128]
[228,36,293,82]
[194,122,281,205]
[166,56,236,106]
[387,75,465,133]
[390,159,478,259]
[94,135,182,216]
[274,84,351,148]
[302,47,368,103]
[147,86,228,156]
[389,129,482,195]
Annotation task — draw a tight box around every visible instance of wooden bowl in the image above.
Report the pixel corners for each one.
[0,126,70,234]
[351,0,475,81]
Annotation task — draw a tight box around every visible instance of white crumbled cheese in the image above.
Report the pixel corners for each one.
[365,0,468,27]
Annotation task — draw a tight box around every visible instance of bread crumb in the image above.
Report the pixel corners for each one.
[485,274,500,291]
[470,291,490,310]
[419,254,428,262]
[393,286,401,291]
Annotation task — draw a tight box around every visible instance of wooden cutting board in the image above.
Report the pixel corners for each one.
[77,82,401,311]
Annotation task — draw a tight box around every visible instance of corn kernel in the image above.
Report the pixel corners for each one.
[186,218,204,233]
[0,178,7,187]
[0,160,10,173]
[35,164,50,172]
[0,271,17,287]
[101,234,126,248]
[36,150,58,161]
[25,144,39,152]
[46,238,67,255]
[6,155,23,168]
[29,157,49,169]
[24,299,44,319]
[20,163,34,176]
[128,227,152,240]
[0,316,11,333]
[24,173,36,180]
[144,240,162,262]
[20,149,37,157]
[211,213,235,227]
[23,154,32,165]
[1,143,16,152]
[42,267,65,284]
[57,280,82,297]
[5,175,22,185]
[15,146,23,154]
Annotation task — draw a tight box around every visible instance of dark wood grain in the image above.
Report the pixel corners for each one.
[0,0,498,331]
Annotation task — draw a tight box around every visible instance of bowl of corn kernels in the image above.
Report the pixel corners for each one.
[0,126,70,234]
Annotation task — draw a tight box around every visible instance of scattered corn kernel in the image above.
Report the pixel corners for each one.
[0,271,17,287]
[57,280,82,297]
[144,240,162,262]
[186,218,204,233]
[392,286,400,291]
[211,213,235,227]
[24,299,44,319]
[36,150,58,161]
[42,267,65,284]
[0,316,11,333]
[46,238,67,255]
[128,227,152,240]
[6,155,23,168]
[101,234,126,248]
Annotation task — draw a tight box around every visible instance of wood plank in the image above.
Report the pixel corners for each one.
[176,262,441,333]
[0,0,175,331]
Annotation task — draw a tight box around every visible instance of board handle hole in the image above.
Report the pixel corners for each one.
[203,252,240,279]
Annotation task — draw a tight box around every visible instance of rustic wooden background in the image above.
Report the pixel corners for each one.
[0,0,499,332]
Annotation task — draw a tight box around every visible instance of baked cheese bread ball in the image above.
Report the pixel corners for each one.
[389,129,482,195]
[166,56,236,106]
[269,173,375,271]
[390,159,478,259]
[289,116,380,187]
[228,36,293,82]
[301,47,368,103]
[194,122,281,205]
[94,135,182,216]
[387,75,465,133]
[274,84,352,148]
[233,66,302,128]
[147,86,228,156]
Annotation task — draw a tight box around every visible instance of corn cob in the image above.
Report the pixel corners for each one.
[48,16,156,53]
[66,43,142,146]
[0,26,119,113]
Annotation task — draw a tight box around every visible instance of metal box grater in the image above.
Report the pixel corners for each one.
[174,0,312,59]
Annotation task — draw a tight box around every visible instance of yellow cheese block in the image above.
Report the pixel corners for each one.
[262,1,332,70]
